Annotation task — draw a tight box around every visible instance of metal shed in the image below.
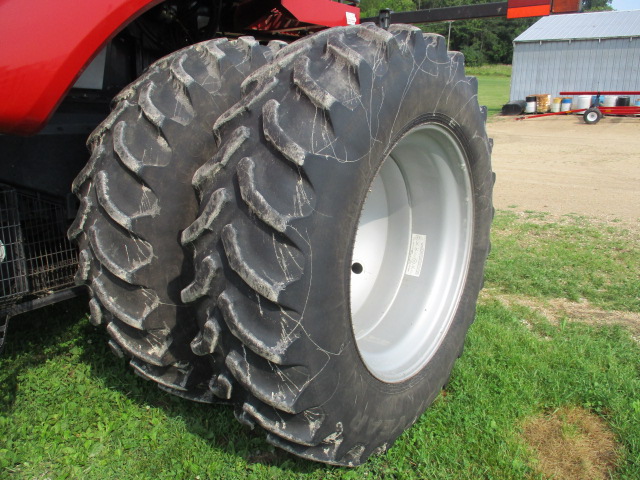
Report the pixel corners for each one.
[510,10,640,103]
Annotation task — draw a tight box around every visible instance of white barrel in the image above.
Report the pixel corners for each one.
[576,95,592,111]
[560,98,572,111]
[525,95,537,114]
[551,97,561,113]
[603,95,618,107]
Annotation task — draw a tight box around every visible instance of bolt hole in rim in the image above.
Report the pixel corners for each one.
[350,123,474,383]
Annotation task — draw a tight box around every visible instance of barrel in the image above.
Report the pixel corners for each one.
[616,96,630,106]
[536,94,551,113]
[501,101,526,116]
[603,95,618,107]
[560,97,572,112]
[551,97,562,113]
[576,95,592,112]
[525,95,536,114]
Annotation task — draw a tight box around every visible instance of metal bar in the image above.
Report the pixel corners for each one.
[599,107,640,115]
[560,91,640,95]
[0,316,9,354]
[516,109,586,120]
[0,285,87,320]
[509,0,550,7]
[361,2,509,25]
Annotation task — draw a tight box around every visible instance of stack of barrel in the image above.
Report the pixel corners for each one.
[524,94,555,113]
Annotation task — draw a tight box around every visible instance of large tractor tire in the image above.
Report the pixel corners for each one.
[183,24,494,465]
[69,37,284,402]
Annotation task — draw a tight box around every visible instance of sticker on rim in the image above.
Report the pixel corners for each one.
[405,234,426,277]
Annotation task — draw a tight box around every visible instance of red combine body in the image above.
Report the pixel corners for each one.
[0,0,359,135]
[0,0,161,135]
[0,0,580,467]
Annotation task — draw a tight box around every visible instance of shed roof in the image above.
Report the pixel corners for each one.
[514,9,640,42]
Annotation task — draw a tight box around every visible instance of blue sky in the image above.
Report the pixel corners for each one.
[611,0,639,10]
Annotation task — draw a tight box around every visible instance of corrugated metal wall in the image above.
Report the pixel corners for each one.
[510,38,640,103]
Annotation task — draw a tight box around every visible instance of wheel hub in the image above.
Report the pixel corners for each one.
[350,123,474,383]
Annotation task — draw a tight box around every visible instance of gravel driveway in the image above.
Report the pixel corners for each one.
[488,115,640,227]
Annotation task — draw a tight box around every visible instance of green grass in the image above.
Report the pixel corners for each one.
[467,64,512,117]
[1,211,639,479]
[486,211,640,312]
[466,64,512,77]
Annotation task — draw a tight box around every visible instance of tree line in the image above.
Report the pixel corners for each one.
[359,0,613,65]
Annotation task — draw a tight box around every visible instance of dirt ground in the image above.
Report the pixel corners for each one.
[487,115,640,228]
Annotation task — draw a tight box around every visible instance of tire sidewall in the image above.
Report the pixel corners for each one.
[295,63,493,448]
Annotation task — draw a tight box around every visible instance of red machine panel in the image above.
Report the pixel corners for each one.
[507,0,551,19]
[244,0,359,35]
[0,0,160,135]
[552,0,582,14]
[281,0,359,27]
[507,0,580,18]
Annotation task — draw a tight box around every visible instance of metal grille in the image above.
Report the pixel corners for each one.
[0,186,29,303]
[0,185,78,304]
[17,190,77,296]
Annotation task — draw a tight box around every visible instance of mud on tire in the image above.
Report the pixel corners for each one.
[183,24,494,466]
[69,37,285,402]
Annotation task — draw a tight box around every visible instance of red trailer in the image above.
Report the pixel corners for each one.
[561,91,640,124]
[518,91,640,123]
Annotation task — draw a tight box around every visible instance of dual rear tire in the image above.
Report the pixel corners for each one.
[72,24,493,466]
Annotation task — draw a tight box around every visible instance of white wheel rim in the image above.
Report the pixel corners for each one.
[350,123,474,383]
[586,111,599,122]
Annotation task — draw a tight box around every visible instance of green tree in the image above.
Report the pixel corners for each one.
[360,0,416,17]
[358,0,569,65]
[582,0,613,11]
[416,13,534,65]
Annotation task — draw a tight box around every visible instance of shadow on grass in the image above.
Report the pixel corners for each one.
[1,296,90,358]
[2,299,333,473]
[69,314,330,473]
[82,334,330,472]
[1,298,334,473]
[0,296,90,411]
